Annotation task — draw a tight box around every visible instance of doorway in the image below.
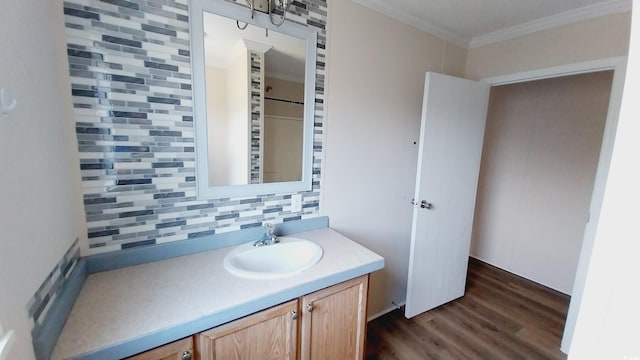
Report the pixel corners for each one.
[470,70,614,295]
[476,57,627,353]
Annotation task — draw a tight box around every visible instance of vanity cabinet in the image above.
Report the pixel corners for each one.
[300,275,369,360]
[196,300,299,360]
[125,337,193,360]
[196,275,369,360]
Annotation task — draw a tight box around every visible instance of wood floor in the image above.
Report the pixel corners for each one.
[365,258,570,360]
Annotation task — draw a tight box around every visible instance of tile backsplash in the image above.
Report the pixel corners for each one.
[63,0,327,254]
[27,238,80,331]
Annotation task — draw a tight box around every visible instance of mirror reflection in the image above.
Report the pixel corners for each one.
[203,11,306,187]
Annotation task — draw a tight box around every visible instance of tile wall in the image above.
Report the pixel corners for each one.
[63,0,327,254]
[250,50,263,184]
[27,239,80,333]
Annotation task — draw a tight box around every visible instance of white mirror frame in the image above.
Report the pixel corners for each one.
[190,0,317,199]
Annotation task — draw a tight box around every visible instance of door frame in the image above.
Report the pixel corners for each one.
[481,56,627,354]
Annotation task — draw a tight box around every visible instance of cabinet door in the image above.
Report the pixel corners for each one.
[126,336,193,360]
[197,299,299,360]
[300,275,369,360]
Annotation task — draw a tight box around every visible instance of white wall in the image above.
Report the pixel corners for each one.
[322,0,468,317]
[568,4,640,358]
[0,0,85,359]
[466,12,631,80]
[471,72,612,294]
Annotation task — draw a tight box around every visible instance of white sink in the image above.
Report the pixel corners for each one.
[223,236,323,279]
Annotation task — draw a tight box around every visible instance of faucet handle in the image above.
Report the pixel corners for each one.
[264,222,274,235]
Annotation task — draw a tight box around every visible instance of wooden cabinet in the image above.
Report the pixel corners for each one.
[300,275,369,360]
[196,300,298,360]
[126,336,193,360]
[131,275,369,360]
[196,275,369,360]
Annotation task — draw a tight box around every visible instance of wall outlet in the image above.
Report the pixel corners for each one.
[291,194,302,213]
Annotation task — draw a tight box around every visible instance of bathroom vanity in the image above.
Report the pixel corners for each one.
[129,275,367,360]
[50,226,383,359]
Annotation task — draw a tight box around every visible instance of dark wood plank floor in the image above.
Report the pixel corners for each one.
[365,258,570,360]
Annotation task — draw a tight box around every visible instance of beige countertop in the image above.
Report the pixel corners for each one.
[51,228,384,359]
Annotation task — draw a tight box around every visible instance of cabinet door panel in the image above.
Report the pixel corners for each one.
[125,336,193,360]
[301,275,369,360]
[197,300,298,360]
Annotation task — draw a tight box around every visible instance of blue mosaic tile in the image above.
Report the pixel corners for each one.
[26,239,80,330]
[99,0,140,10]
[122,239,157,249]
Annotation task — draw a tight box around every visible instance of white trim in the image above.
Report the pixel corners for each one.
[352,0,631,50]
[470,0,632,49]
[482,56,628,85]
[482,56,627,355]
[242,39,272,53]
[367,301,405,322]
[190,0,317,199]
[350,0,469,48]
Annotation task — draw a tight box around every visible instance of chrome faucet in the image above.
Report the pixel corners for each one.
[253,222,279,247]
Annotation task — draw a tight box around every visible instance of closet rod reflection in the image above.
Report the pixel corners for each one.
[265,96,304,105]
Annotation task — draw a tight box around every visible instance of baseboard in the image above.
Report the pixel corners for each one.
[368,301,405,322]
[469,255,570,295]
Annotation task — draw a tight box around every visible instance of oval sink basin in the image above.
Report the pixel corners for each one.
[223,236,323,279]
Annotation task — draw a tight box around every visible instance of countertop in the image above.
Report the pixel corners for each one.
[51,228,384,359]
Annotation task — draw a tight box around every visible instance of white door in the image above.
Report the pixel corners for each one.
[405,72,490,318]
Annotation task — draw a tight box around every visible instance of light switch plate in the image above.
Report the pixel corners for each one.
[291,194,302,212]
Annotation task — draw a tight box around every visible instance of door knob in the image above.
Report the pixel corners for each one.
[420,200,433,209]
[181,351,192,360]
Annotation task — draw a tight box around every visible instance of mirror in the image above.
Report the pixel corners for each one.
[190,0,317,199]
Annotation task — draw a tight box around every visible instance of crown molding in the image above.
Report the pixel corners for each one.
[242,39,273,53]
[469,0,632,49]
[351,0,471,48]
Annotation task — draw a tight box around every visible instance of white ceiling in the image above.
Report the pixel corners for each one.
[352,0,631,48]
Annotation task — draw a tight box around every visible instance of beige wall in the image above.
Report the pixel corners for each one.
[0,0,85,359]
[227,52,250,185]
[264,76,304,118]
[322,0,469,317]
[263,77,304,183]
[466,12,631,80]
[206,66,229,185]
[264,116,303,182]
[209,51,251,186]
[471,71,613,294]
